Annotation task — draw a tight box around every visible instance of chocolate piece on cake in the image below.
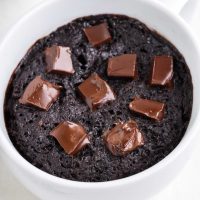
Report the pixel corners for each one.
[150,55,173,86]
[84,23,111,47]
[104,120,144,156]
[78,73,115,110]
[107,54,137,78]
[19,76,62,111]
[50,121,90,155]
[45,45,75,75]
[129,98,165,121]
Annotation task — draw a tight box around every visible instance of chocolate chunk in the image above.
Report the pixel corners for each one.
[129,98,165,121]
[84,23,112,47]
[45,45,75,75]
[104,120,144,156]
[107,54,137,78]
[78,73,115,110]
[50,121,90,155]
[151,55,173,86]
[19,76,62,111]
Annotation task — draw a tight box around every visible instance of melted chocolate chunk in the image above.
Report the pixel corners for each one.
[45,45,75,75]
[104,120,144,156]
[84,23,112,47]
[78,73,115,110]
[129,98,165,121]
[107,54,137,78]
[151,55,173,86]
[19,76,62,111]
[50,121,90,155]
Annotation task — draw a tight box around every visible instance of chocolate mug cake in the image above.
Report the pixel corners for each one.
[4,14,193,182]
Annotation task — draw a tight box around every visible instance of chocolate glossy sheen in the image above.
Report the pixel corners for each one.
[129,98,165,121]
[151,55,173,86]
[84,23,112,47]
[19,76,62,111]
[104,120,144,156]
[45,45,75,75]
[78,73,116,110]
[107,54,137,78]
[50,121,90,155]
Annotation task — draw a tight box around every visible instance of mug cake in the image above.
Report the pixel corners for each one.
[4,14,193,182]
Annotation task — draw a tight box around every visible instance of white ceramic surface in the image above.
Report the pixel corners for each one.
[0,0,200,200]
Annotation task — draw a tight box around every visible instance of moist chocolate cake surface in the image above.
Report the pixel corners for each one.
[4,14,193,182]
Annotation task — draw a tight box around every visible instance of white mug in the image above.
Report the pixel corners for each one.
[0,0,200,199]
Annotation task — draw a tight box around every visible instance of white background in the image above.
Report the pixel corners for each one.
[0,0,200,199]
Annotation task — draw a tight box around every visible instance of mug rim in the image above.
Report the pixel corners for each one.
[0,0,200,190]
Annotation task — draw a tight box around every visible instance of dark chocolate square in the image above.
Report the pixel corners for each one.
[19,76,62,111]
[151,55,173,86]
[129,98,165,121]
[50,121,90,155]
[45,45,75,75]
[84,23,112,47]
[78,73,115,110]
[107,54,137,78]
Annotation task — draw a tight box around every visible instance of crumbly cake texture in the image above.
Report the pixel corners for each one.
[4,14,193,182]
